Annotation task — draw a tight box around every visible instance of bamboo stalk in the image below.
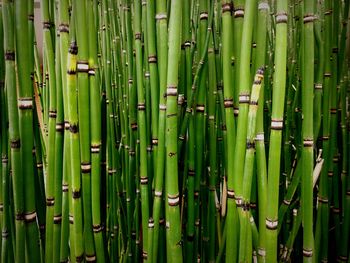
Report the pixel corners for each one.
[165,0,183,261]
[301,1,315,261]
[265,0,288,261]
[15,0,41,261]
[221,1,239,261]
[254,2,269,262]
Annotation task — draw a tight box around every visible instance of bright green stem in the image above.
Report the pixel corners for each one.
[265,0,288,261]
[301,1,315,261]
[165,0,183,261]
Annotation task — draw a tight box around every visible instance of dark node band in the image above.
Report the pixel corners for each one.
[276,12,288,24]
[266,218,278,230]
[188,169,195,177]
[140,176,148,185]
[76,254,84,263]
[77,61,89,73]
[5,50,15,61]
[227,189,235,199]
[10,139,21,149]
[43,21,52,29]
[81,162,91,173]
[196,104,205,112]
[303,249,313,257]
[15,212,25,221]
[246,140,255,149]
[138,103,146,111]
[49,110,57,118]
[86,255,97,262]
[93,224,102,233]
[54,215,62,224]
[168,152,176,157]
[224,98,234,108]
[69,123,79,133]
[148,55,157,63]
[24,211,37,223]
[72,189,81,199]
[46,197,55,206]
[234,8,245,18]
[135,32,141,40]
[199,12,208,20]
[168,194,180,206]
[59,23,69,33]
[69,41,78,55]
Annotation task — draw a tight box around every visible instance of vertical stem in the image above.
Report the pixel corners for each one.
[302,1,315,261]
[134,0,150,259]
[165,0,183,261]
[221,1,239,261]
[15,0,41,261]
[2,2,25,262]
[254,2,269,262]
[151,0,168,260]
[265,0,288,261]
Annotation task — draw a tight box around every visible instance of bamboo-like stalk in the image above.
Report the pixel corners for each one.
[15,0,41,261]
[0,6,12,260]
[183,0,194,260]
[66,38,84,262]
[254,2,269,262]
[133,0,150,260]
[207,22,218,263]
[221,1,239,261]
[58,0,70,261]
[151,0,168,260]
[165,0,183,261]
[194,0,208,259]
[315,0,332,261]
[88,0,106,261]
[239,69,264,262]
[265,0,288,261]
[74,0,96,260]
[40,0,56,261]
[233,1,258,260]
[301,1,315,261]
[53,30,64,263]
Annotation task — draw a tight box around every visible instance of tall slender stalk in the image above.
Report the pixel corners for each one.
[315,0,332,261]
[239,69,264,262]
[66,38,84,262]
[165,0,183,261]
[2,2,25,262]
[194,0,208,259]
[15,0,41,261]
[40,0,56,261]
[207,21,218,263]
[221,1,239,261]
[254,2,269,262]
[301,1,315,262]
[74,0,96,260]
[134,0,150,259]
[88,0,105,261]
[58,0,70,261]
[151,0,168,260]
[265,0,288,261]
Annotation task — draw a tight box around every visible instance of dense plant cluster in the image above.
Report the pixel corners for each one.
[0,0,349,262]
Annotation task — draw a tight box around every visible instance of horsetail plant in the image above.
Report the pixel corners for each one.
[0,0,349,262]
